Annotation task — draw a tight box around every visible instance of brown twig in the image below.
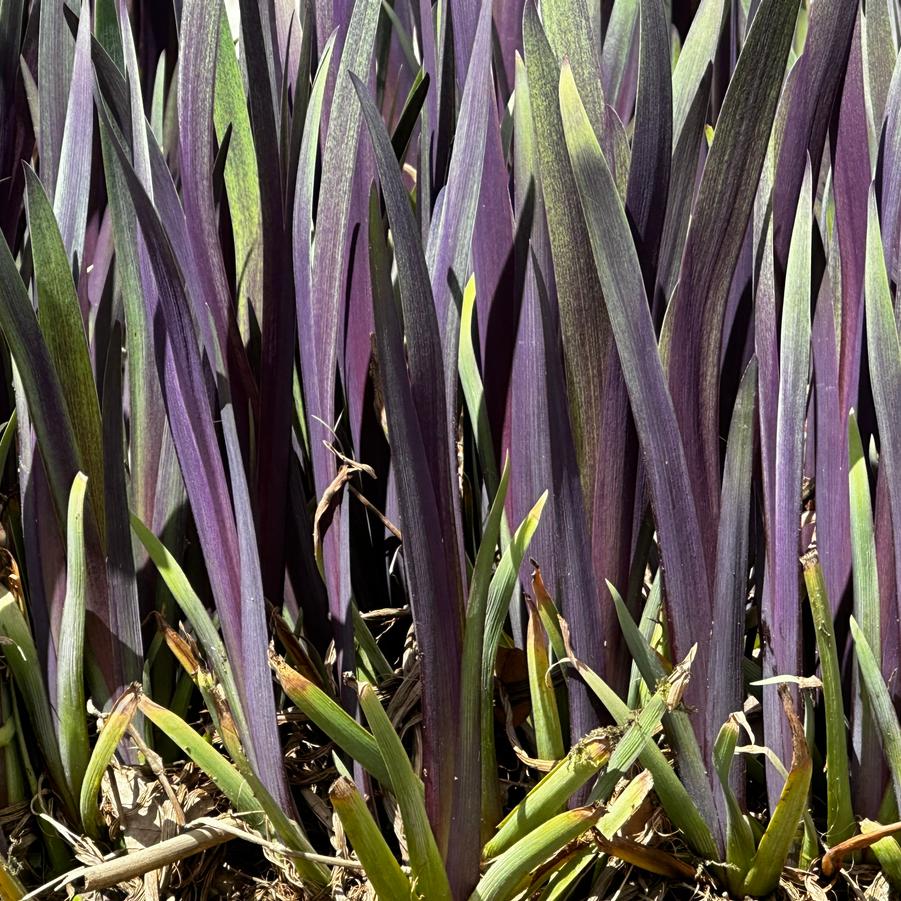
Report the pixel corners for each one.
[822,821,901,877]
[347,484,402,540]
[79,820,237,891]
[73,816,362,892]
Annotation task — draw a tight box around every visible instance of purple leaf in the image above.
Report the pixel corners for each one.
[600,0,638,121]
[763,157,812,792]
[98,107,290,809]
[54,0,92,268]
[101,323,143,691]
[654,65,709,322]
[0,235,80,528]
[495,0,527,95]
[352,75,457,520]
[625,0,672,298]
[426,0,493,340]
[773,0,857,266]
[866,185,901,714]
[37,0,74,196]
[666,0,799,571]
[710,357,757,808]
[178,0,235,366]
[449,0,480,90]
[812,282,851,619]
[878,53,901,285]
[530,257,608,742]
[833,12,868,413]
[560,63,719,830]
[522,5,638,727]
[367,188,461,856]
[307,0,380,511]
[474,101,517,457]
[225,0,297,606]
[178,0,258,428]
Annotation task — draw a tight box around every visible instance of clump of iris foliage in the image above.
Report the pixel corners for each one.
[1,0,901,897]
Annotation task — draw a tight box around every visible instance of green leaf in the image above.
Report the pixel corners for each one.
[351,603,393,681]
[851,615,901,809]
[480,492,548,830]
[96,23,172,544]
[0,589,75,820]
[214,6,263,340]
[93,0,123,70]
[600,0,638,114]
[151,50,168,144]
[742,692,812,895]
[140,695,329,885]
[484,733,610,857]
[487,649,684,860]
[861,819,901,891]
[457,457,511,843]
[671,0,726,139]
[608,583,711,822]
[530,568,567,664]
[525,592,564,762]
[558,627,719,860]
[534,850,595,901]
[57,472,91,805]
[80,686,140,838]
[865,185,901,658]
[138,695,263,816]
[540,0,605,137]
[802,556,853,844]
[848,412,881,802]
[626,571,662,709]
[459,276,500,495]
[359,682,451,901]
[471,807,601,901]
[24,166,106,545]
[712,716,756,890]
[130,512,246,739]
[270,654,395,791]
[588,664,681,803]
[212,698,326,885]
[330,777,414,900]
[866,0,895,127]
[597,769,653,839]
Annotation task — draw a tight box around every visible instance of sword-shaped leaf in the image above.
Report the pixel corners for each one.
[24,167,105,545]
[666,0,799,549]
[865,187,901,663]
[56,473,90,806]
[559,61,712,759]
